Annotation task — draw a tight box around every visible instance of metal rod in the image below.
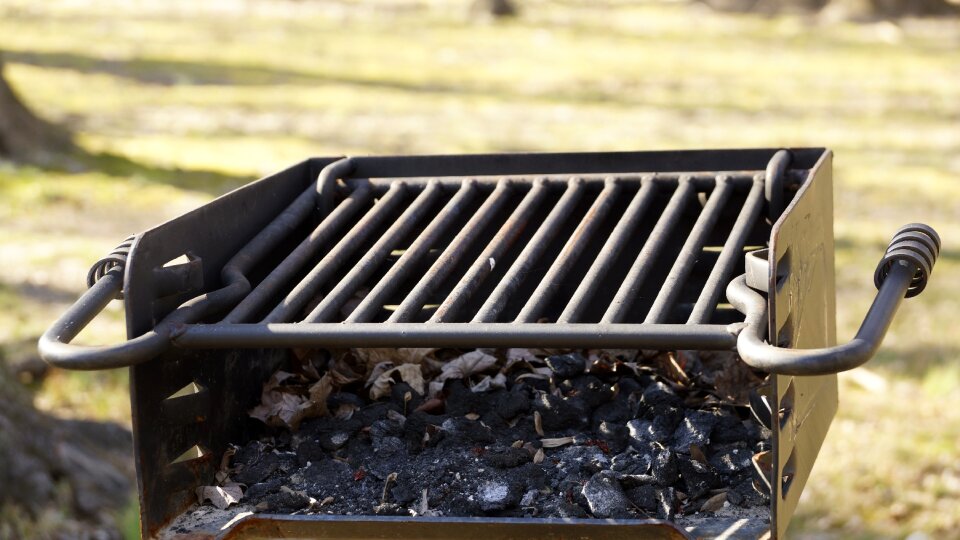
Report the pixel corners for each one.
[223,182,374,323]
[515,179,622,323]
[688,177,765,324]
[346,180,480,323]
[602,179,696,323]
[644,178,734,323]
[174,322,739,350]
[303,182,443,323]
[727,261,914,375]
[558,180,657,323]
[264,182,408,323]
[388,181,513,322]
[343,173,764,192]
[472,178,586,323]
[431,180,549,323]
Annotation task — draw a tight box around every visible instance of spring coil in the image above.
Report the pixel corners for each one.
[873,223,940,298]
[86,235,135,299]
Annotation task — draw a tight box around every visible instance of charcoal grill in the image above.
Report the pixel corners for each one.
[40,148,940,539]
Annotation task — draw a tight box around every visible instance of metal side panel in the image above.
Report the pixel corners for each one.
[767,151,839,539]
[124,157,343,539]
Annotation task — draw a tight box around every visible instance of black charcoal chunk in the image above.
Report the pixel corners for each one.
[445,380,492,416]
[651,448,680,486]
[373,502,409,516]
[678,457,722,499]
[318,430,352,452]
[477,480,521,511]
[639,381,683,409]
[655,487,677,520]
[534,392,586,431]
[391,382,424,411]
[709,443,753,473]
[244,478,283,502]
[295,439,327,466]
[440,417,494,443]
[390,483,418,505]
[711,410,751,444]
[566,375,614,408]
[264,488,311,512]
[356,402,403,426]
[628,419,671,446]
[671,410,718,451]
[545,353,586,380]
[484,446,533,468]
[582,473,631,518]
[496,387,531,420]
[233,444,281,485]
[611,451,653,476]
[626,484,658,512]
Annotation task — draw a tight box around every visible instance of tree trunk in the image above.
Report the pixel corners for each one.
[0,54,75,165]
[0,357,135,539]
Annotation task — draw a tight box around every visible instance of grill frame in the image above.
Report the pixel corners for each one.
[43,148,855,539]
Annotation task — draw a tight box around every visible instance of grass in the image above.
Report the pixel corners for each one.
[0,0,958,538]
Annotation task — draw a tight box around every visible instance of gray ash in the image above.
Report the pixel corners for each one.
[224,349,771,522]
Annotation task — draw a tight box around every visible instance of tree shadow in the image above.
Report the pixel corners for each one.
[73,149,253,195]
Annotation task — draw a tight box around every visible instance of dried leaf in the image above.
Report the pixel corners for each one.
[249,372,333,430]
[470,372,506,393]
[533,448,545,464]
[690,444,709,465]
[196,482,244,509]
[320,496,335,506]
[427,350,499,397]
[700,492,727,513]
[534,411,544,437]
[334,403,358,420]
[352,348,437,374]
[511,440,524,448]
[464,413,480,421]
[369,364,425,400]
[540,436,575,448]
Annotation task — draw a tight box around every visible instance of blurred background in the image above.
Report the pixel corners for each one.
[0,0,958,538]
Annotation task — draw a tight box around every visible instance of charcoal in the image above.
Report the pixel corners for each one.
[564,375,613,408]
[671,410,718,452]
[651,448,680,486]
[545,353,586,380]
[264,488,312,512]
[611,451,653,476]
[295,439,327,466]
[627,419,670,447]
[592,400,632,429]
[711,410,752,444]
[597,420,628,453]
[678,456,722,498]
[534,392,587,431]
[582,473,631,518]
[357,402,402,426]
[639,381,682,409]
[709,443,753,473]
[233,445,281,485]
[389,483,418,505]
[516,462,547,490]
[655,486,677,520]
[390,382,424,411]
[445,380,492,416]
[477,480,521,511]
[496,387,531,420]
[440,417,494,443]
[329,392,365,409]
[373,502,409,516]
[484,446,532,468]
[229,348,771,523]
[626,484,658,512]
[244,478,283,501]
[318,430,352,452]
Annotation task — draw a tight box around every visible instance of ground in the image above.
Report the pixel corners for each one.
[0,0,958,538]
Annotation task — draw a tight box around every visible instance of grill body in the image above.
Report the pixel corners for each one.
[103,150,835,538]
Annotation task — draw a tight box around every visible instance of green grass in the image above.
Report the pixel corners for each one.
[0,1,958,538]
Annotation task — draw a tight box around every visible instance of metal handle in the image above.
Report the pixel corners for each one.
[38,267,171,371]
[727,223,940,375]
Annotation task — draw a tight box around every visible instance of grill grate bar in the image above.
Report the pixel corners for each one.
[263,182,408,323]
[472,178,586,323]
[688,176,765,323]
[431,180,549,323]
[515,178,623,323]
[303,182,443,323]
[602,179,696,323]
[345,180,480,323]
[558,179,658,323]
[388,181,513,322]
[644,177,735,323]
[222,182,374,323]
